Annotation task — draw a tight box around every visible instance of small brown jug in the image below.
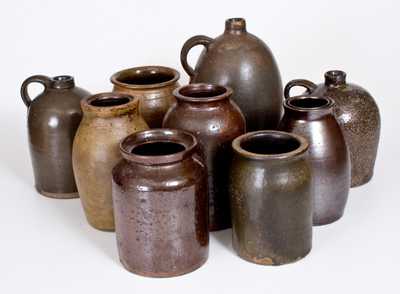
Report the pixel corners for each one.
[20,75,90,198]
[111,66,180,128]
[72,93,148,231]
[163,84,246,231]
[284,70,380,187]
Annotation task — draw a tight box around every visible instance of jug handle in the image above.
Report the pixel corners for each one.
[20,75,52,108]
[180,35,213,78]
[284,79,317,99]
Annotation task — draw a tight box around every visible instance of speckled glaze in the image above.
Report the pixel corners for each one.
[163,84,246,231]
[230,131,312,265]
[284,70,380,187]
[20,75,90,198]
[180,18,282,131]
[111,66,180,128]
[279,96,350,226]
[112,129,208,277]
[72,93,148,231]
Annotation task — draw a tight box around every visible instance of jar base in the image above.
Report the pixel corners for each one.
[313,212,344,226]
[36,187,79,199]
[235,247,311,266]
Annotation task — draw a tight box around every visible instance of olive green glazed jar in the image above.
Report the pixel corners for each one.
[229,131,312,265]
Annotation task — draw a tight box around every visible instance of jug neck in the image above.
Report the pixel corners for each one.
[224,18,247,34]
[324,70,347,87]
[50,75,75,89]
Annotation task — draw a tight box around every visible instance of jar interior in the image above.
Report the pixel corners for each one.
[90,96,131,107]
[241,133,301,155]
[179,85,226,98]
[289,97,328,109]
[117,70,175,85]
[131,141,186,156]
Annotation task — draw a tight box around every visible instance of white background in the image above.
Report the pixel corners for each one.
[1,0,399,293]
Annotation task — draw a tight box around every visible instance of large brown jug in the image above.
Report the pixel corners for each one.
[180,18,283,131]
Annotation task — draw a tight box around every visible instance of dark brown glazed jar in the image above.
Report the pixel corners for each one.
[163,84,246,231]
[20,75,90,198]
[112,129,208,277]
[111,66,180,128]
[230,131,312,265]
[284,70,380,187]
[279,96,350,226]
[180,18,283,131]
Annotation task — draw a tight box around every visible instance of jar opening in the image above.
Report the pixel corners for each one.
[131,141,186,156]
[325,70,346,86]
[90,96,131,107]
[289,97,328,109]
[179,84,227,98]
[51,75,74,89]
[225,18,246,32]
[53,75,73,82]
[117,71,175,85]
[240,133,301,155]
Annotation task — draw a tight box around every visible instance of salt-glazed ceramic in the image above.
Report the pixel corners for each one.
[163,84,246,231]
[72,93,148,231]
[111,66,180,128]
[20,75,90,198]
[230,131,312,265]
[279,96,350,226]
[181,18,282,131]
[112,129,209,277]
[284,70,380,187]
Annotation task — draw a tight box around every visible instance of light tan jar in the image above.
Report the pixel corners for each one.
[72,92,148,231]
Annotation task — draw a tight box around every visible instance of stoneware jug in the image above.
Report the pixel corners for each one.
[163,84,246,231]
[112,129,209,277]
[284,70,380,187]
[72,92,148,231]
[180,18,283,131]
[20,75,90,198]
[111,66,179,128]
[230,131,312,265]
[279,95,350,226]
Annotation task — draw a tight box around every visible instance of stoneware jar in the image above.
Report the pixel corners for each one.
[279,95,350,226]
[230,131,312,265]
[112,129,209,277]
[20,75,90,198]
[72,92,148,231]
[163,84,246,231]
[111,66,180,128]
[284,70,380,187]
[180,18,282,131]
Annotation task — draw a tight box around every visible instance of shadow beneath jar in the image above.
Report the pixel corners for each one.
[212,228,234,253]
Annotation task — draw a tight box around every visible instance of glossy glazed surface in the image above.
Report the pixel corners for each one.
[112,129,208,277]
[72,93,148,231]
[111,66,179,128]
[163,84,246,231]
[21,75,90,198]
[279,96,350,225]
[180,18,283,131]
[284,70,380,187]
[230,131,312,265]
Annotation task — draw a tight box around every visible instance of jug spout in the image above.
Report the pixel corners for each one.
[225,18,246,34]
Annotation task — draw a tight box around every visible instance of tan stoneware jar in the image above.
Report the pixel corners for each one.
[163,84,246,231]
[112,129,209,277]
[72,92,148,231]
[20,75,90,198]
[111,66,180,128]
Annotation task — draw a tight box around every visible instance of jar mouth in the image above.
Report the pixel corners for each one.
[232,131,309,160]
[111,66,180,89]
[81,92,138,117]
[284,95,334,112]
[174,83,232,102]
[325,70,347,86]
[120,128,198,165]
[225,17,246,32]
[51,75,74,89]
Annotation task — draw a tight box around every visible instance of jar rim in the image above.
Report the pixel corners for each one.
[173,83,233,103]
[81,92,139,117]
[284,95,335,112]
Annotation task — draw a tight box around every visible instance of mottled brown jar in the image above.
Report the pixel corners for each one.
[72,93,148,231]
[20,75,90,198]
[111,66,180,128]
[279,96,350,226]
[112,129,208,277]
[163,84,246,231]
[284,70,380,187]
[230,131,312,265]
[181,18,282,131]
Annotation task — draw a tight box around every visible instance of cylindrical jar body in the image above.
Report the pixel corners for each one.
[21,75,90,198]
[72,93,148,231]
[163,84,246,231]
[230,131,312,265]
[112,129,209,277]
[279,96,350,225]
[111,66,180,128]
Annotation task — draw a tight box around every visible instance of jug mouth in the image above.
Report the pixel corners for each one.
[232,130,308,160]
[81,92,139,117]
[174,83,232,103]
[120,128,198,165]
[325,70,347,86]
[111,66,180,89]
[284,95,334,112]
[51,75,75,89]
[225,18,247,32]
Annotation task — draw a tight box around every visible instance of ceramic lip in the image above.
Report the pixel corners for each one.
[173,83,233,103]
[51,75,75,89]
[284,95,335,112]
[232,130,309,161]
[325,70,346,86]
[120,128,198,165]
[225,17,246,32]
[110,66,180,89]
[81,92,139,117]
